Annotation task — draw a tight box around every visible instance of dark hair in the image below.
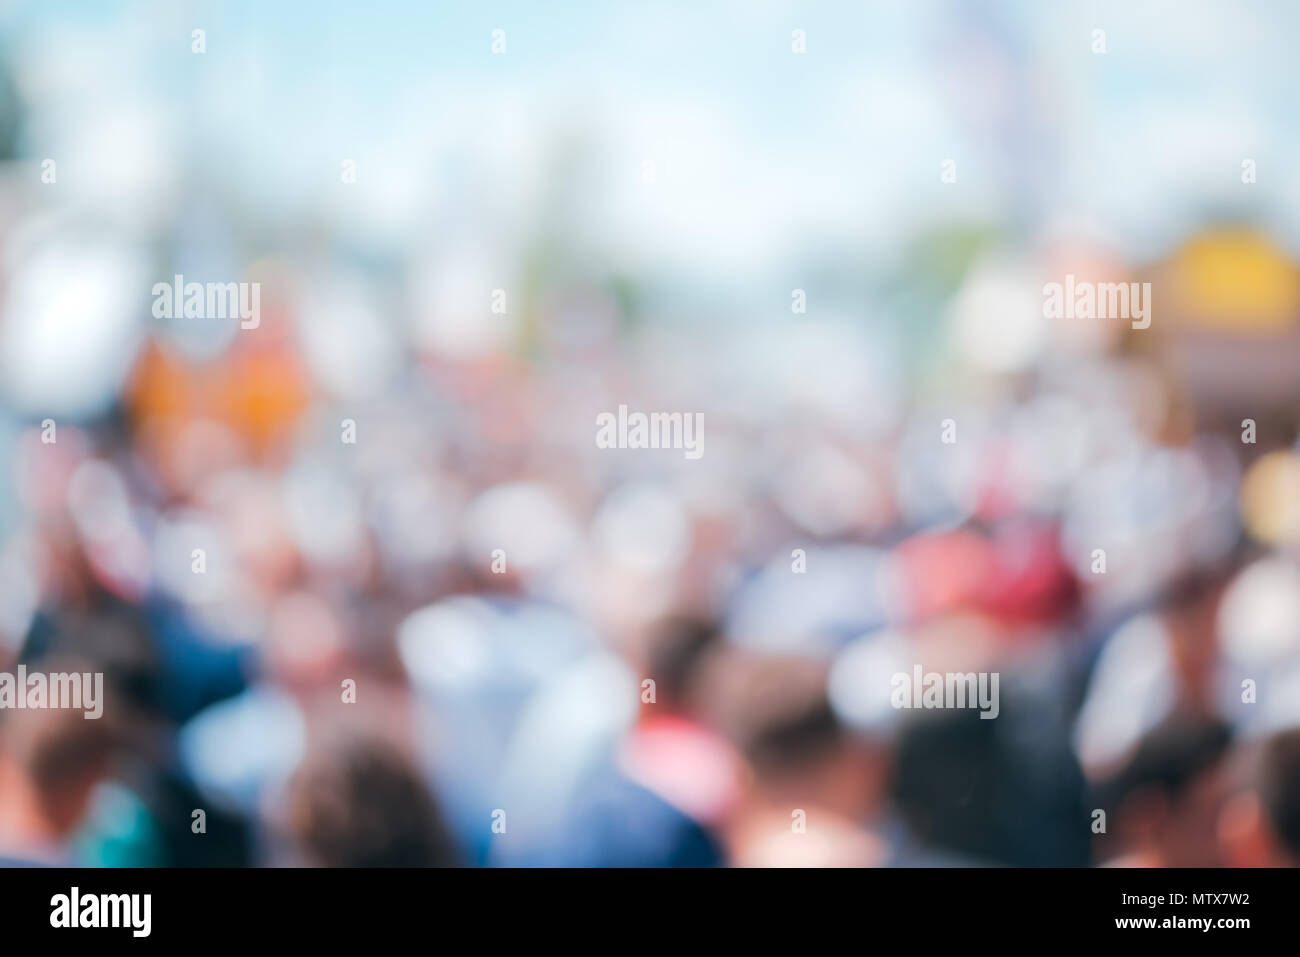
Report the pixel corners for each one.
[1258,727,1300,859]
[287,735,459,867]
[893,697,1092,867]
[703,652,841,771]
[22,592,159,714]
[1104,714,1233,809]
[644,617,721,709]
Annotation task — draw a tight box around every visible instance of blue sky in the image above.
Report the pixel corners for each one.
[1,0,1297,282]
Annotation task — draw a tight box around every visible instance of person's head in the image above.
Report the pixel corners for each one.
[284,732,458,867]
[23,595,159,719]
[1219,727,1300,866]
[1101,713,1233,866]
[1157,552,1251,711]
[698,650,885,865]
[641,617,722,716]
[0,685,117,849]
[702,651,875,815]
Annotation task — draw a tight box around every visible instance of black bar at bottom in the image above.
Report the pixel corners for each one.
[0,865,1279,943]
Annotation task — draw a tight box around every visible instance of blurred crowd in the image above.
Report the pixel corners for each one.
[3,229,1300,868]
[2,2,1300,868]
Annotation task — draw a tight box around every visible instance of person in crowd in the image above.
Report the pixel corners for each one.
[0,667,117,866]
[1219,726,1300,867]
[704,651,887,867]
[283,731,460,867]
[500,618,739,867]
[1095,714,1234,867]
